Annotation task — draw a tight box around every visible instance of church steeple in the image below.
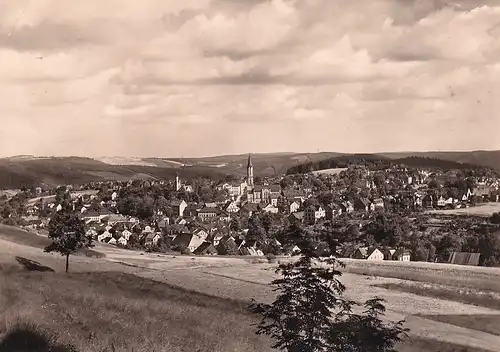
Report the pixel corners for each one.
[175,173,181,191]
[247,154,254,187]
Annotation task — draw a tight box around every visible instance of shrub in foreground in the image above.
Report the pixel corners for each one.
[250,230,409,352]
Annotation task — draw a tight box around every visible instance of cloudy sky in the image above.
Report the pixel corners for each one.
[0,0,499,157]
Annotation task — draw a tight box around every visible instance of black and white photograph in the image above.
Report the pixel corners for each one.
[0,1,499,351]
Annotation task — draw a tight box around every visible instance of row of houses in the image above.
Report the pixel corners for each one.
[351,247,411,261]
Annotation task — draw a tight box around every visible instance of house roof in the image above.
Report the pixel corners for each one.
[145,233,160,241]
[290,211,304,220]
[283,190,306,198]
[193,241,217,255]
[393,248,411,258]
[326,203,341,210]
[269,185,281,192]
[356,246,381,258]
[198,207,220,214]
[358,198,371,206]
[448,252,481,266]
[242,203,259,211]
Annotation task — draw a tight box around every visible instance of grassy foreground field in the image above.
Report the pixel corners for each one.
[1,226,500,351]
[0,271,271,352]
[1,262,495,352]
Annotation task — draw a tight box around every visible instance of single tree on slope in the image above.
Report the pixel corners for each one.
[45,207,93,273]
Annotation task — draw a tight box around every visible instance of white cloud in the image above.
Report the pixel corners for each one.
[0,0,499,157]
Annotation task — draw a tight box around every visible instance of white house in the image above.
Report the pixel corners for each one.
[393,248,411,261]
[224,201,240,213]
[121,230,132,240]
[353,247,384,261]
[118,237,128,246]
[262,204,279,214]
[145,233,161,247]
[437,196,446,207]
[98,231,112,242]
[289,201,300,213]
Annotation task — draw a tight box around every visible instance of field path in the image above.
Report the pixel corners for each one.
[100,247,500,352]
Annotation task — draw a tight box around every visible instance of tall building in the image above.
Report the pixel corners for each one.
[247,154,254,188]
[175,173,182,191]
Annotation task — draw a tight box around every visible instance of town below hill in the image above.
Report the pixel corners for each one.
[1,149,500,189]
[2,156,500,268]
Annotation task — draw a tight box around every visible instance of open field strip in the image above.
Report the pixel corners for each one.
[427,202,500,216]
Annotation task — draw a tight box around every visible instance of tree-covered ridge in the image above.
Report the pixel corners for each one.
[286,155,491,175]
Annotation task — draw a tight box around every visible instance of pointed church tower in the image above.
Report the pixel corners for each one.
[247,154,254,187]
[175,173,181,191]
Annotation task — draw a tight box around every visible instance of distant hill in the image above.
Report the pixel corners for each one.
[1,150,499,188]
[286,154,391,174]
[95,153,343,177]
[286,154,493,175]
[0,157,226,189]
[380,150,500,171]
[390,156,484,170]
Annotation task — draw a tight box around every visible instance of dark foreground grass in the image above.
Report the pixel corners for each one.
[420,315,500,337]
[0,269,494,352]
[374,282,500,310]
[0,270,272,352]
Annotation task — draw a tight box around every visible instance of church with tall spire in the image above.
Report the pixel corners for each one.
[246,154,254,189]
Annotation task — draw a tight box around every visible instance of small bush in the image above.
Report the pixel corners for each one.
[181,248,192,255]
[266,253,277,263]
[78,249,106,259]
[0,321,77,352]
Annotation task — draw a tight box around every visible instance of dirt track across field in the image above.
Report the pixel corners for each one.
[97,245,500,352]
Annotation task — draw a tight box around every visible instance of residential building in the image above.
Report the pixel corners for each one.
[173,232,207,253]
[223,201,240,213]
[289,201,300,214]
[352,247,384,261]
[145,233,161,247]
[98,231,112,242]
[304,205,325,224]
[171,200,188,217]
[354,198,373,212]
[340,201,354,213]
[193,242,218,255]
[393,248,411,261]
[117,237,128,246]
[270,194,279,207]
[372,198,384,209]
[437,196,446,207]
[325,204,342,220]
[262,204,279,214]
[197,207,219,219]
